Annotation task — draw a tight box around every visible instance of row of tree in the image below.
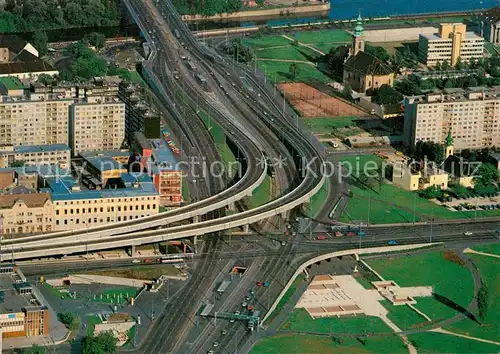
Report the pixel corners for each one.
[0,0,121,33]
[172,0,243,16]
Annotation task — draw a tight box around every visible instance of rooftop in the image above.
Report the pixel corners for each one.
[0,144,70,155]
[344,51,393,76]
[406,86,500,104]
[82,155,126,173]
[423,31,484,41]
[0,76,25,90]
[0,268,43,314]
[0,192,51,209]
[151,139,178,170]
[80,150,131,159]
[0,34,28,54]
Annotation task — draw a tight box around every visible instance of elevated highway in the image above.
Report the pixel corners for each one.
[0,0,327,261]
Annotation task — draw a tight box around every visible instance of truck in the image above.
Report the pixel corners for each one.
[216,280,231,294]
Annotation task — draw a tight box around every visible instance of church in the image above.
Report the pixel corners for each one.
[342,15,395,94]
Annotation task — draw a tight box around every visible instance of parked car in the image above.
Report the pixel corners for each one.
[464,232,473,236]
[316,235,326,240]
[335,231,343,237]
[346,232,357,237]
[132,259,141,264]
[387,240,397,245]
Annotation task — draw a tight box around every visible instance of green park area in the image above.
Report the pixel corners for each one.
[265,275,305,325]
[408,332,500,353]
[444,251,500,341]
[367,251,475,323]
[251,332,406,354]
[304,179,330,218]
[472,243,500,255]
[243,29,351,84]
[339,154,500,224]
[0,76,25,90]
[305,116,361,135]
[256,308,406,353]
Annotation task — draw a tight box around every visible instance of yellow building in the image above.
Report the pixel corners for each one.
[392,161,449,191]
[42,175,160,231]
[419,23,484,66]
[0,192,54,235]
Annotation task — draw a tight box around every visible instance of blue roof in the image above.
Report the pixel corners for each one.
[151,139,177,170]
[43,173,158,201]
[9,144,70,154]
[83,156,124,172]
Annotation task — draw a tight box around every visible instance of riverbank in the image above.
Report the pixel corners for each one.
[182,3,329,22]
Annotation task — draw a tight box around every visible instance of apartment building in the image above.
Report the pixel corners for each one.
[0,192,54,235]
[70,96,125,154]
[0,92,73,147]
[419,23,484,66]
[404,88,500,151]
[150,139,183,206]
[0,144,71,168]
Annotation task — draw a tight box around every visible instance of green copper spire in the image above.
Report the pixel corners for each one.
[445,129,454,147]
[354,12,364,37]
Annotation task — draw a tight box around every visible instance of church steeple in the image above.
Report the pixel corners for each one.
[352,12,365,56]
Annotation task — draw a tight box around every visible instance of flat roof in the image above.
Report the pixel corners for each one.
[0,271,38,314]
[151,139,178,169]
[0,76,25,90]
[423,32,484,41]
[3,144,70,154]
[80,150,131,159]
[43,173,158,201]
[83,156,125,172]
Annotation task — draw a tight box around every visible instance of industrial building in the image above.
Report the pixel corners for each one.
[403,88,500,151]
[0,144,71,168]
[0,264,49,338]
[418,23,484,66]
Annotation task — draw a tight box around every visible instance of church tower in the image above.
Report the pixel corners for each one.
[444,129,454,158]
[352,13,365,56]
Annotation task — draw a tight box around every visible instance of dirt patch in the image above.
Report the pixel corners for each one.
[278,83,368,117]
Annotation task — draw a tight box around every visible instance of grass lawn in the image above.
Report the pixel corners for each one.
[128,70,147,86]
[280,308,394,335]
[340,154,500,224]
[265,275,305,325]
[245,35,292,49]
[43,283,74,300]
[256,46,322,61]
[256,60,331,84]
[367,252,475,317]
[123,324,137,348]
[87,265,181,280]
[291,30,352,44]
[305,178,330,218]
[305,116,359,134]
[251,332,406,354]
[182,181,190,202]
[408,332,500,353]
[472,243,500,256]
[380,300,429,331]
[86,315,102,336]
[0,76,25,89]
[248,175,272,209]
[444,254,500,341]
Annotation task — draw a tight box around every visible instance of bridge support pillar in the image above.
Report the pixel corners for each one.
[193,236,198,252]
[243,224,250,233]
[280,211,288,220]
[228,202,235,212]
[193,215,200,223]
[131,245,136,257]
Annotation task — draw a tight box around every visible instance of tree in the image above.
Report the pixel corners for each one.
[83,331,118,354]
[86,32,106,50]
[477,280,489,322]
[414,141,444,163]
[22,345,46,354]
[10,160,25,167]
[324,47,349,80]
[474,163,498,186]
[419,185,443,199]
[32,31,48,57]
[371,84,403,105]
[58,311,76,327]
[455,56,464,70]
[224,38,253,63]
[255,0,265,6]
[365,44,390,62]
[288,63,299,79]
